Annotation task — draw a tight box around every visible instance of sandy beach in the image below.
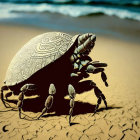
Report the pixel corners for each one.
[0,23,140,140]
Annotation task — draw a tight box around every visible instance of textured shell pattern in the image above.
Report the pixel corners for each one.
[5,32,78,86]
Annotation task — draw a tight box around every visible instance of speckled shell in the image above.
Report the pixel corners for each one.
[5,32,79,86]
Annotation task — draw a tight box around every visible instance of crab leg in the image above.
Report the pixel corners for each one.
[88,81,107,114]
[38,83,56,119]
[5,92,13,100]
[17,92,24,118]
[86,62,109,87]
[0,86,9,108]
[93,86,107,114]
[17,84,36,119]
[68,84,76,126]
[101,71,108,87]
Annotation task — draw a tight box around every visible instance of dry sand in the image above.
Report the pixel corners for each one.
[0,24,140,140]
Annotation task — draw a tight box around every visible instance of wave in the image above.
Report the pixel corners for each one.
[0,2,140,21]
[1,0,140,7]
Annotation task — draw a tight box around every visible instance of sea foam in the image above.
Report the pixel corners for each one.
[0,2,140,21]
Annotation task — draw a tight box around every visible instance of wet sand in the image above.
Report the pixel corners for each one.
[0,24,140,140]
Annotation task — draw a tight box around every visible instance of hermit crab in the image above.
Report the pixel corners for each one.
[0,32,108,125]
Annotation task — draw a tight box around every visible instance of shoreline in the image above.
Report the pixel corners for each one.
[0,13,140,44]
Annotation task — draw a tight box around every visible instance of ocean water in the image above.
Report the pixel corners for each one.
[0,0,140,21]
[0,0,140,43]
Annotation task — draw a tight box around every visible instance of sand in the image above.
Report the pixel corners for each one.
[0,24,140,140]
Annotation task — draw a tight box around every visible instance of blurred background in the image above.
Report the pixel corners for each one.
[0,0,140,42]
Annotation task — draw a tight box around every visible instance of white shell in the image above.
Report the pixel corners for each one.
[5,32,79,86]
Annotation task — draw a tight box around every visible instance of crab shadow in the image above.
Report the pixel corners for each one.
[44,101,122,117]
[5,80,122,116]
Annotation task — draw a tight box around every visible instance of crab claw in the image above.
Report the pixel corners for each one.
[75,34,96,54]
[78,33,92,45]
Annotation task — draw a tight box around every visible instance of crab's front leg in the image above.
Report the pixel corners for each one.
[70,33,96,64]
[76,33,96,54]
[86,62,109,87]
[70,33,96,80]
